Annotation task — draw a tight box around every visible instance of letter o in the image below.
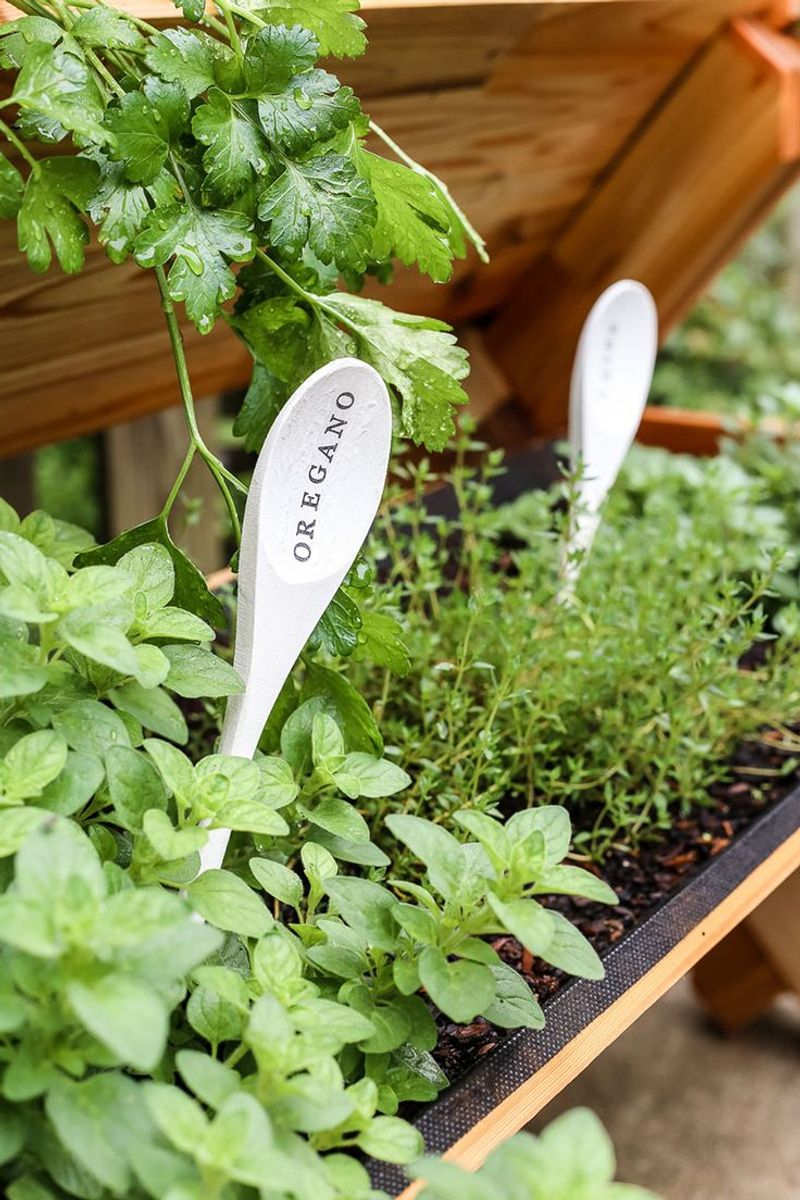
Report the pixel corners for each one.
[336,391,355,410]
[293,542,312,563]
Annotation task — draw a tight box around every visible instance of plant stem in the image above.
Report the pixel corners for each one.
[369,118,489,264]
[217,0,243,55]
[159,443,196,522]
[0,118,39,171]
[154,264,244,545]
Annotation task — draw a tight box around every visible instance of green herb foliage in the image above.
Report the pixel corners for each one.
[348,427,800,857]
[0,495,613,1199]
[413,1107,659,1200]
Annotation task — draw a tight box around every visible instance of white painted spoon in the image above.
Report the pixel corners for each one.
[199,358,393,875]
[562,279,658,585]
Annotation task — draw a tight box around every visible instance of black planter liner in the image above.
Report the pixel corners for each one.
[368,781,800,1195]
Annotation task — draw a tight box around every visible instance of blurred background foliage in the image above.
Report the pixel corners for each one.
[18,187,800,535]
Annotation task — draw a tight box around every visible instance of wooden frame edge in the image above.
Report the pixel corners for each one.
[396,825,800,1199]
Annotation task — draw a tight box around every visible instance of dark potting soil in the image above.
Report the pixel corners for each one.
[429,726,800,1084]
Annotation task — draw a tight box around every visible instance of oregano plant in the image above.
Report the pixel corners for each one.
[0,4,626,1198]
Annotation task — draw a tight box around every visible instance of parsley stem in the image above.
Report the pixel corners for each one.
[254,249,317,306]
[216,0,243,56]
[159,443,196,523]
[0,119,38,172]
[154,264,244,544]
[254,248,363,340]
[225,2,265,26]
[369,118,489,264]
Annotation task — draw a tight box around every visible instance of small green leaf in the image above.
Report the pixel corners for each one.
[193,88,268,202]
[76,518,222,626]
[53,699,130,758]
[161,643,244,698]
[250,856,304,909]
[17,156,99,274]
[356,1116,423,1165]
[252,0,366,57]
[188,868,273,937]
[12,42,106,142]
[176,1048,240,1109]
[134,203,254,334]
[58,608,140,676]
[352,609,411,675]
[333,752,410,799]
[3,730,67,799]
[386,813,465,902]
[258,152,375,271]
[481,963,545,1030]
[418,948,495,1024]
[146,28,230,98]
[73,6,144,50]
[487,895,553,957]
[106,77,190,185]
[67,974,168,1070]
[0,152,24,220]
[541,910,605,981]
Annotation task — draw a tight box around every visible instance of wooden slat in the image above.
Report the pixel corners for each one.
[486,18,800,435]
[398,822,800,1199]
[0,2,798,454]
[636,406,727,455]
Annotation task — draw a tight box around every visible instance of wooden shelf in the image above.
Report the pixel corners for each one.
[3,1,800,453]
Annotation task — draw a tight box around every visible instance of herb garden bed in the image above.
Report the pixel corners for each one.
[349,448,800,1195]
[370,762,800,1198]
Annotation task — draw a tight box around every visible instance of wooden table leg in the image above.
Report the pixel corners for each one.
[693,868,800,1032]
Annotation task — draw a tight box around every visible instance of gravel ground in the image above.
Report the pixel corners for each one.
[529,979,800,1200]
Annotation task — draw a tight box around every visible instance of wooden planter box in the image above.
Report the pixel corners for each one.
[371,786,800,1197]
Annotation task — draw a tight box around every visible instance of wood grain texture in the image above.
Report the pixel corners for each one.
[397,823,800,1199]
[0,1,798,454]
[486,18,800,434]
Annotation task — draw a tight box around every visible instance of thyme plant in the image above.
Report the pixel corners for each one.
[352,430,800,856]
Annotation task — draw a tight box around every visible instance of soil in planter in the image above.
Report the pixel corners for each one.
[430,727,800,1084]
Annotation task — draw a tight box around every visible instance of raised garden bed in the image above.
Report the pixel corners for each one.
[350,447,800,1195]
[371,782,800,1197]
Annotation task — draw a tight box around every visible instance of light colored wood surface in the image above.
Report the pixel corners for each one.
[487,17,800,433]
[398,823,800,1199]
[105,397,225,574]
[746,867,800,994]
[2,2,800,453]
[692,922,786,1033]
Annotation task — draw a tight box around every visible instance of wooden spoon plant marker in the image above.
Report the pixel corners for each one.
[562,279,658,589]
[199,358,393,875]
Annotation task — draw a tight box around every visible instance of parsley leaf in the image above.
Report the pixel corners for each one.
[12,42,106,143]
[0,152,24,220]
[244,22,318,89]
[145,29,232,100]
[192,90,269,202]
[134,203,254,333]
[232,362,288,451]
[360,148,463,283]
[72,6,144,51]
[175,0,206,22]
[241,26,360,154]
[245,0,367,58]
[17,157,99,274]
[0,16,62,69]
[258,152,375,269]
[105,78,190,185]
[319,294,470,449]
[88,157,175,265]
[231,294,311,382]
